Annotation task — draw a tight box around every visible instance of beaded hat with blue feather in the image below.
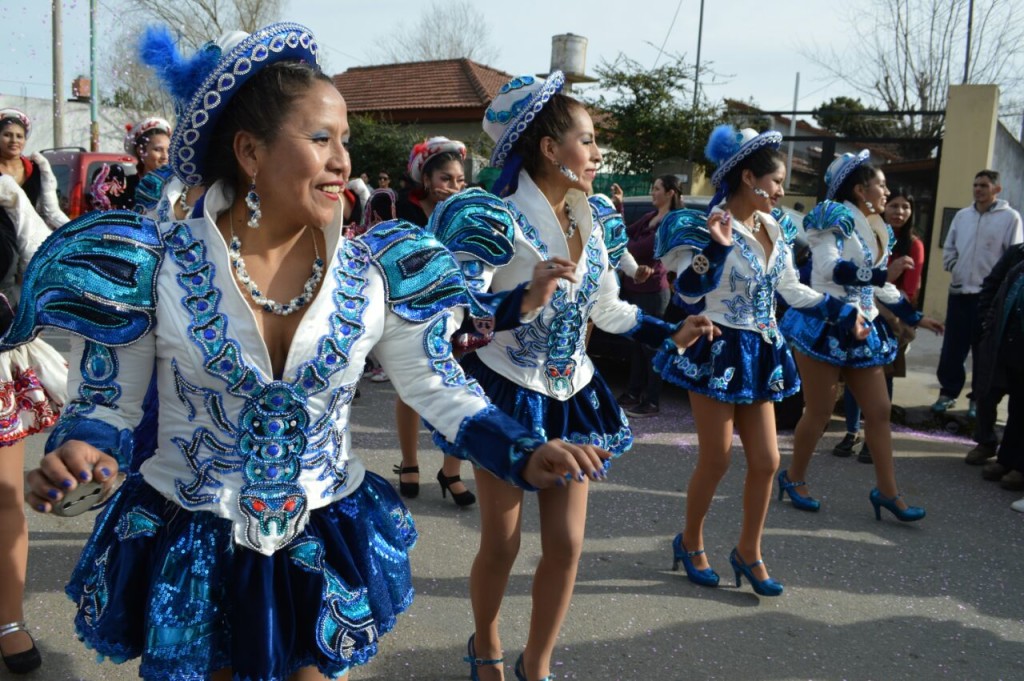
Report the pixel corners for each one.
[824,149,871,200]
[483,72,565,196]
[138,22,320,187]
[704,125,783,210]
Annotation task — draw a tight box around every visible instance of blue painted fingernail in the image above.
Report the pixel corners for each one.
[47,489,59,499]
[79,471,90,481]
[100,467,111,478]
[61,479,73,489]
[36,504,46,512]
[590,470,601,480]
[576,471,586,482]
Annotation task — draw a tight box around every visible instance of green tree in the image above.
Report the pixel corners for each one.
[813,96,897,138]
[347,115,420,183]
[587,54,721,175]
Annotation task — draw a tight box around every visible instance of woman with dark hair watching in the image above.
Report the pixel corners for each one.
[609,174,679,416]
[390,137,478,506]
[833,187,924,462]
[444,71,711,681]
[779,152,942,521]
[20,24,609,681]
[0,109,69,229]
[655,126,865,597]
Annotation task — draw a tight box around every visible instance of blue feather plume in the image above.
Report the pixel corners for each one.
[705,124,741,165]
[138,26,221,103]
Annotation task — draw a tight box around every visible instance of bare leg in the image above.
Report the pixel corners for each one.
[470,468,524,681]
[680,392,736,570]
[844,366,906,505]
[0,440,32,657]
[520,478,589,680]
[734,402,781,582]
[789,352,842,496]
[395,398,420,487]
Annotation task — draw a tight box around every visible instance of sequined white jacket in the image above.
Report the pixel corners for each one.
[474,171,676,400]
[803,200,921,324]
[28,183,545,556]
[658,207,848,347]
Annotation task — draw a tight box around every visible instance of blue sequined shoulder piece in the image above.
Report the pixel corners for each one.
[0,209,162,350]
[426,187,516,268]
[771,207,799,245]
[589,194,628,269]
[357,220,480,322]
[885,221,896,253]
[134,164,175,215]
[803,200,855,237]
[654,208,710,259]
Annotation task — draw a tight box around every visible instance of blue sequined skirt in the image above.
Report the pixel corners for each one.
[654,325,800,404]
[437,353,633,456]
[65,472,417,681]
[780,308,898,368]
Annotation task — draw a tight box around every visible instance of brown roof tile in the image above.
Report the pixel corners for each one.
[332,58,513,116]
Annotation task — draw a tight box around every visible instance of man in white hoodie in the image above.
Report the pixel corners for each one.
[934,170,1023,419]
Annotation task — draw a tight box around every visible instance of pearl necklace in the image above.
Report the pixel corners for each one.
[562,202,578,239]
[227,210,324,316]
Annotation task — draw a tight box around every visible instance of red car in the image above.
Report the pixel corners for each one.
[41,147,137,219]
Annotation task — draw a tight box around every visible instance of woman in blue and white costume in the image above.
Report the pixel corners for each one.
[654,126,868,597]
[779,151,943,521]
[17,24,610,681]
[444,72,710,681]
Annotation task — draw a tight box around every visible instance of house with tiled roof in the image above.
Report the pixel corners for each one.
[332,58,512,147]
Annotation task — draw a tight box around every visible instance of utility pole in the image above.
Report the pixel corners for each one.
[785,73,799,190]
[687,0,705,162]
[90,0,99,151]
[963,0,974,83]
[52,0,65,147]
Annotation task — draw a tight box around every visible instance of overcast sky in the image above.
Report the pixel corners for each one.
[2,0,864,113]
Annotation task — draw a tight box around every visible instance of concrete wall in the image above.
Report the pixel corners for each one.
[0,93,148,155]
[924,85,1000,320]
[992,121,1024,213]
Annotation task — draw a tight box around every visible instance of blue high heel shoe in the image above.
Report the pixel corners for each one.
[869,488,926,522]
[777,469,821,512]
[671,533,719,586]
[729,547,784,597]
[464,634,503,681]
[514,653,554,681]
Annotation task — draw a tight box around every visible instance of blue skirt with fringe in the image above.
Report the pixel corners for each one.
[65,472,416,681]
[436,353,633,457]
[654,325,800,404]
[780,307,898,368]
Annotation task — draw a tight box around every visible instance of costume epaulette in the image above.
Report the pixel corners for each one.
[802,200,855,237]
[134,165,175,215]
[588,194,627,269]
[0,209,163,350]
[771,207,799,245]
[357,220,483,322]
[654,208,710,259]
[886,221,896,253]
[427,187,516,268]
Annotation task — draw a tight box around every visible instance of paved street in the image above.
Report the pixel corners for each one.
[16,331,1024,680]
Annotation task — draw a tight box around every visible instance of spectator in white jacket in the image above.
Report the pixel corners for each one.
[933,169,1023,415]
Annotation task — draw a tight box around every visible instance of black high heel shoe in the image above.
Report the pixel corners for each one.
[437,469,476,507]
[392,464,419,499]
[0,622,41,674]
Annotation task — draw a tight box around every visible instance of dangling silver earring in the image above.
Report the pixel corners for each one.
[558,163,579,182]
[865,200,876,214]
[245,173,262,229]
[752,187,770,199]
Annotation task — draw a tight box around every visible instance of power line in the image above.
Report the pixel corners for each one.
[652,0,685,69]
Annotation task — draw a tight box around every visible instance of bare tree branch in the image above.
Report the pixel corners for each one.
[373,0,499,64]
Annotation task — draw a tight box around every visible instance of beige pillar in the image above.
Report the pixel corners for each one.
[925,84,1000,319]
